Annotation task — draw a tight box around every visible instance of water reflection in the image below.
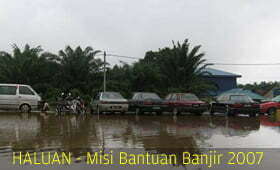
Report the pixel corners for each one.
[0,113,279,159]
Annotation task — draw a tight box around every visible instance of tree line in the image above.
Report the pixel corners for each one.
[0,39,216,103]
[238,81,280,96]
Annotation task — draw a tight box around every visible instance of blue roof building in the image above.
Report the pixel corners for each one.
[221,88,266,102]
[201,68,242,95]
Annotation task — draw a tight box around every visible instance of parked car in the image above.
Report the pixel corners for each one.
[210,93,260,117]
[129,92,168,115]
[90,92,128,114]
[0,84,42,113]
[260,95,280,114]
[165,93,208,115]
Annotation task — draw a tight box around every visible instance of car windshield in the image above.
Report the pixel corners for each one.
[142,93,161,100]
[271,95,280,102]
[102,92,124,99]
[180,94,199,101]
[230,95,253,103]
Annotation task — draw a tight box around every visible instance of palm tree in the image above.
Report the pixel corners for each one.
[0,44,44,82]
[0,44,60,93]
[50,46,102,93]
[143,39,214,95]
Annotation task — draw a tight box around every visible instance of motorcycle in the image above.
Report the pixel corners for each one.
[56,94,86,115]
[56,100,74,115]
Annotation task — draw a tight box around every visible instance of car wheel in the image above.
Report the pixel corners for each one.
[90,108,95,115]
[249,113,256,117]
[195,112,203,116]
[268,107,277,115]
[156,111,162,115]
[20,104,31,113]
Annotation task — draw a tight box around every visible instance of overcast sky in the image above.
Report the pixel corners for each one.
[0,0,280,84]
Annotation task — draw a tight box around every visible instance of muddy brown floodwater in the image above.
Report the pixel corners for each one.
[0,112,280,170]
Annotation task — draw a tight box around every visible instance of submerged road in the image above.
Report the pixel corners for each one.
[0,113,279,169]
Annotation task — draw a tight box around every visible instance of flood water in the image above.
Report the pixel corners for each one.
[0,113,280,169]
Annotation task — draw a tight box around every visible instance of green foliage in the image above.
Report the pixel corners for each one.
[107,64,133,98]
[0,44,60,95]
[83,94,92,106]
[44,88,61,102]
[106,39,214,97]
[70,88,82,97]
[0,44,103,101]
[238,81,280,95]
[132,39,214,96]
[48,46,103,94]
[0,39,214,102]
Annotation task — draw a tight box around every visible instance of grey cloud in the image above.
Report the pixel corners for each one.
[0,0,279,83]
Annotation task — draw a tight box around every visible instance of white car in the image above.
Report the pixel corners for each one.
[0,84,42,112]
[90,92,128,114]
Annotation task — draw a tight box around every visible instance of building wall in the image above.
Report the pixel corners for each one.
[203,77,238,95]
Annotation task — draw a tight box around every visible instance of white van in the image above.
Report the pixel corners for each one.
[0,84,42,112]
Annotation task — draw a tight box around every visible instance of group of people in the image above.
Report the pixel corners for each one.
[55,92,86,115]
[41,92,86,114]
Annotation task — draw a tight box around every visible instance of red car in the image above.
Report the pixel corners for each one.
[260,95,280,114]
[210,94,260,117]
[165,93,209,115]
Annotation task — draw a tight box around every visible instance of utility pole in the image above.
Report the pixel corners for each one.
[103,51,106,92]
